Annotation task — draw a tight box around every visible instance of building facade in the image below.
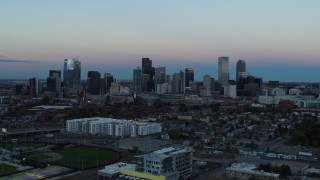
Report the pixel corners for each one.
[218,56,229,87]
[143,146,193,179]
[185,67,194,88]
[63,58,81,89]
[142,58,155,92]
[87,71,101,95]
[133,67,142,93]
[236,60,246,81]
[66,117,162,137]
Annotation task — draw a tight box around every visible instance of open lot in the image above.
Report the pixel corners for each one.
[26,146,118,169]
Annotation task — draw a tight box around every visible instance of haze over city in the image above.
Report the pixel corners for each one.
[1,0,319,81]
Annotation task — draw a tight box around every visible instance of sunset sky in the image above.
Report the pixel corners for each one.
[0,0,319,82]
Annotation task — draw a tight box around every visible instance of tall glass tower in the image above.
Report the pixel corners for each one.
[218,56,229,87]
[63,58,81,89]
[133,67,142,93]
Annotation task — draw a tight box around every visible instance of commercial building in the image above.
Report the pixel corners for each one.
[66,117,162,137]
[226,163,279,180]
[185,67,194,88]
[119,138,171,152]
[171,71,185,94]
[97,162,137,179]
[142,58,155,92]
[143,146,194,179]
[28,77,38,97]
[236,60,246,81]
[203,74,214,97]
[156,83,172,94]
[87,71,101,95]
[218,56,229,87]
[133,67,142,93]
[63,58,81,89]
[224,84,237,98]
[47,70,61,95]
[155,67,166,85]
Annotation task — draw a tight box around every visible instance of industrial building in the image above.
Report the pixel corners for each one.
[226,163,279,180]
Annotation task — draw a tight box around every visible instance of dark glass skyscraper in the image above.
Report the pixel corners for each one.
[185,67,194,87]
[47,70,61,94]
[142,58,155,92]
[87,71,101,95]
[63,58,81,89]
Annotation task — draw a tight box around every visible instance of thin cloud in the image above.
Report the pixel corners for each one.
[0,59,40,63]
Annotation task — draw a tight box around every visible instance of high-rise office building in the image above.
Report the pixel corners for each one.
[185,67,194,88]
[142,58,155,92]
[104,73,114,93]
[179,70,185,94]
[133,67,142,93]
[47,70,61,94]
[203,74,212,97]
[63,58,81,89]
[172,71,185,94]
[28,77,38,97]
[236,60,246,81]
[218,56,229,87]
[100,78,106,95]
[49,70,61,78]
[155,67,166,84]
[87,71,101,95]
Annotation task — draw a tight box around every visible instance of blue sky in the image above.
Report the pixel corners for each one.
[0,0,319,82]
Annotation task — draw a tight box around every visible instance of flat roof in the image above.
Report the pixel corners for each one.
[98,162,136,175]
[227,163,279,178]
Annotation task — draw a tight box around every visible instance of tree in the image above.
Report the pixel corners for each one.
[280,165,291,177]
[169,129,181,139]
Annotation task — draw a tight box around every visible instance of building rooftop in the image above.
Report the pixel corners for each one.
[147,146,193,159]
[98,162,136,175]
[227,163,279,178]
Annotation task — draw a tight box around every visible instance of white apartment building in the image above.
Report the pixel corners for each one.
[258,88,320,107]
[66,117,162,137]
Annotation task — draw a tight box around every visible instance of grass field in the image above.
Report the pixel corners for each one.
[26,146,118,169]
[0,164,17,177]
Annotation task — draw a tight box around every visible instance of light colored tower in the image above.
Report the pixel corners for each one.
[133,67,142,93]
[203,74,212,96]
[218,56,229,87]
[155,67,166,84]
[236,60,246,81]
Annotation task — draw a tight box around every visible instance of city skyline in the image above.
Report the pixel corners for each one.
[0,0,320,82]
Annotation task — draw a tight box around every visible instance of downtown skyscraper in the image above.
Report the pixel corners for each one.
[63,58,81,90]
[218,56,229,87]
[236,60,246,81]
[142,58,155,92]
[133,67,142,93]
[87,71,101,95]
[185,67,194,88]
